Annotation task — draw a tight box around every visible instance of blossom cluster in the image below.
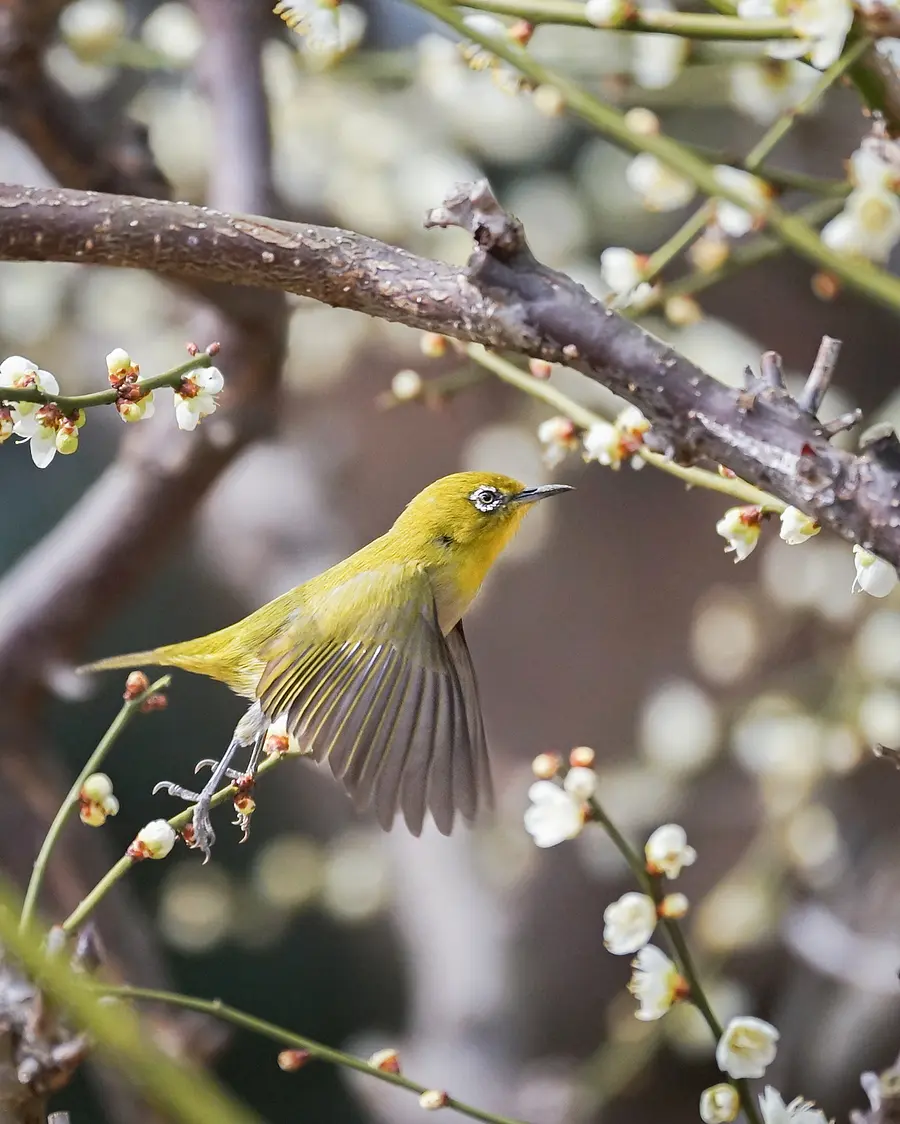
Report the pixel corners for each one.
[0,349,225,468]
[538,404,650,470]
[737,0,852,70]
[524,752,829,1124]
[716,502,898,599]
[79,772,119,827]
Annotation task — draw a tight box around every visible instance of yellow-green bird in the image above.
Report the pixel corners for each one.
[80,472,572,854]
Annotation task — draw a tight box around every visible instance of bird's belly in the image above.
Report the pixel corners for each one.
[431,579,477,635]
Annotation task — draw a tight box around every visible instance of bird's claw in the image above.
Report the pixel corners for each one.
[191,801,216,863]
[193,759,246,782]
[152,779,203,801]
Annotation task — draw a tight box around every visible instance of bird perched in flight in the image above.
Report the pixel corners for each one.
[80,471,572,856]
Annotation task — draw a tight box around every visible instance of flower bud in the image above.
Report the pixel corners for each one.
[81,772,113,803]
[106,348,137,384]
[55,426,79,455]
[531,752,560,779]
[140,693,168,712]
[124,670,150,700]
[623,107,660,136]
[278,1049,311,1071]
[368,1048,401,1073]
[391,369,423,401]
[128,819,177,860]
[659,892,689,919]
[419,1090,448,1111]
[508,18,534,43]
[569,745,595,768]
[420,334,448,359]
[529,358,553,379]
[532,85,565,117]
[80,802,108,827]
[0,406,12,443]
[101,794,120,817]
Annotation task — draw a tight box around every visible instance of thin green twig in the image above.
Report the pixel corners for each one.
[20,676,171,933]
[0,354,212,413]
[99,986,531,1124]
[450,0,799,37]
[643,202,716,282]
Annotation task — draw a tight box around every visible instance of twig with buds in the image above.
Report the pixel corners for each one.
[19,676,171,934]
[96,985,529,1124]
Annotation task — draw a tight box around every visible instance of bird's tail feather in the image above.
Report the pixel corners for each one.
[77,640,207,675]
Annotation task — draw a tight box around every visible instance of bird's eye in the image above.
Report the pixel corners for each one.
[470,486,503,512]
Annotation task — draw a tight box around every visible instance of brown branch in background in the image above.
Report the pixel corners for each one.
[0,180,898,564]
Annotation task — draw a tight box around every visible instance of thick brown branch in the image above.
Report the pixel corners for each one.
[0,181,897,565]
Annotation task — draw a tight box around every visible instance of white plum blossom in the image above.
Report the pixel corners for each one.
[821,175,900,262]
[537,415,578,468]
[128,819,177,860]
[583,419,622,467]
[629,945,683,1020]
[564,765,597,799]
[603,892,658,954]
[600,247,654,309]
[758,1087,829,1124]
[0,406,12,444]
[645,823,697,878]
[779,507,820,544]
[729,60,819,126]
[524,781,585,847]
[737,0,853,69]
[79,771,120,826]
[626,153,696,212]
[174,366,224,431]
[716,505,763,562]
[391,369,423,401]
[0,355,60,443]
[853,546,899,598]
[716,1016,780,1079]
[713,166,770,238]
[700,1084,741,1124]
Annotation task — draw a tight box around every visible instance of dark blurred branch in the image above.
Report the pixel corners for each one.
[0,180,898,564]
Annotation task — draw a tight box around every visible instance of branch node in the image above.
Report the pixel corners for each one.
[759,350,786,389]
[798,335,842,414]
[424,180,526,257]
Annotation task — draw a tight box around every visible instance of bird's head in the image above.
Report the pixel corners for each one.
[393,471,573,555]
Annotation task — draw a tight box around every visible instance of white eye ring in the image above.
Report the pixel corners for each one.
[470,486,502,512]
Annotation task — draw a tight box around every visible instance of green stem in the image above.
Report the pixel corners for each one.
[643,201,715,282]
[451,0,799,37]
[744,38,871,172]
[60,748,291,934]
[421,2,900,314]
[20,676,171,933]
[0,892,261,1124]
[466,345,783,510]
[99,985,530,1124]
[651,197,844,305]
[0,354,212,413]
[585,793,763,1124]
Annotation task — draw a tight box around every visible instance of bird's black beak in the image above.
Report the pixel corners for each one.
[510,484,574,506]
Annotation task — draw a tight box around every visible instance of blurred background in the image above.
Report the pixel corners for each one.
[3,0,900,1121]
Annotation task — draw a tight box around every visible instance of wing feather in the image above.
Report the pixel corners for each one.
[254,565,492,835]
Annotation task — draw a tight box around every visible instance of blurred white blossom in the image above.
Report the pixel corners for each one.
[626,153,696,212]
[600,247,653,307]
[737,0,852,69]
[822,145,900,262]
[729,60,818,125]
[632,17,687,90]
[524,781,585,847]
[645,823,696,878]
[585,0,628,25]
[603,892,657,954]
[853,546,898,598]
[537,416,578,468]
[640,679,720,773]
[700,1084,740,1124]
[583,419,622,467]
[629,945,682,1020]
[713,166,769,237]
[716,1016,779,1079]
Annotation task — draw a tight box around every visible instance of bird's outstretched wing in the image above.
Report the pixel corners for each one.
[254,564,491,835]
